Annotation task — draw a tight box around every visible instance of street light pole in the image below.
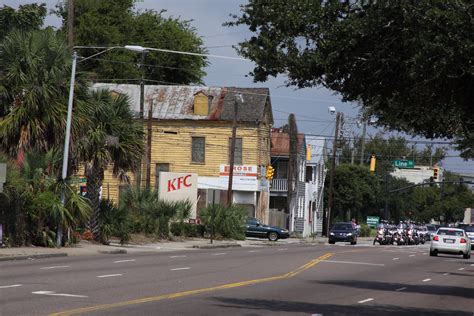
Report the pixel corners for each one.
[58,45,147,247]
[58,51,78,247]
[326,111,341,237]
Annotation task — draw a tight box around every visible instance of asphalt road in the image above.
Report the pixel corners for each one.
[0,243,472,316]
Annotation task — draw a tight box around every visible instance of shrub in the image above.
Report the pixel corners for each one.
[98,199,130,245]
[199,204,247,240]
[359,224,371,237]
[170,222,205,238]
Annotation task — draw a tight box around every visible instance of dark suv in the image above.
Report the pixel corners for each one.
[329,222,358,245]
[245,217,290,241]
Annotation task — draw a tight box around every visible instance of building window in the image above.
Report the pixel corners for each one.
[155,163,170,190]
[192,137,205,163]
[276,161,288,179]
[228,138,242,165]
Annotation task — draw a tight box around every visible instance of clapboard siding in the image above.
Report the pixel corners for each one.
[100,119,268,202]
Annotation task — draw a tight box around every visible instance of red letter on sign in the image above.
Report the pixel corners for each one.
[183,175,192,187]
[177,176,184,190]
[168,179,176,192]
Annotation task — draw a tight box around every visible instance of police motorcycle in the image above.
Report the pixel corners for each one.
[373,222,391,245]
[394,223,408,245]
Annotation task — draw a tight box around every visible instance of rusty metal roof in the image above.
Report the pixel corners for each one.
[92,84,272,123]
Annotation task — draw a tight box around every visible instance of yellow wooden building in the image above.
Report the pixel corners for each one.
[92,84,274,222]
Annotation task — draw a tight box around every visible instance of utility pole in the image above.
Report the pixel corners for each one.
[384,173,389,220]
[136,51,147,189]
[351,137,355,165]
[359,122,367,165]
[326,112,341,236]
[67,0,74,50]
[145,100,153,190]
[227,94,241,206]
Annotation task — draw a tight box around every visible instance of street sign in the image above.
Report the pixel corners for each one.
[366,216,380,228]
[393,159,414,169]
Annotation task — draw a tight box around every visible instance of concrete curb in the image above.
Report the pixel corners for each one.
[192,244,241,249]
[0,252,68,262]
[97,249,127,254]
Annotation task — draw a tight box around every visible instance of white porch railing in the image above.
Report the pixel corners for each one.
[271,178,288,192]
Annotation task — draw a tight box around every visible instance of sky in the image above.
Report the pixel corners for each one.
[3,0,474,174]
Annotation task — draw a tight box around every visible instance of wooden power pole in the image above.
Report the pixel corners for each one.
[145,100,153,190]
[227,93,242,206]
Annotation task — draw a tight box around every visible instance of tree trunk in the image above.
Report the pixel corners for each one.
[85,162,104,241]
[287,114,298,231]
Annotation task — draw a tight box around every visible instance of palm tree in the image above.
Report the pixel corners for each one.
[0,29,91,161]
[76,90,145,239]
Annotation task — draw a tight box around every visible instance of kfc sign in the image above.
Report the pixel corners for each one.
[159,172,198,218]
[167,174,193,192]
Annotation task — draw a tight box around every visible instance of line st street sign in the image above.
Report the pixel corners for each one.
[393,160,414,169]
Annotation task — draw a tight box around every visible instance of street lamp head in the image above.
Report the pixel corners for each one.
[124,45,148,53]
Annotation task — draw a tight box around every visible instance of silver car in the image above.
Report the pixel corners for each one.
[430,228,471,259]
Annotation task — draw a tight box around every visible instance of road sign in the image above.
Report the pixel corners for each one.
[366,216,380,228]
[393,160,414,169]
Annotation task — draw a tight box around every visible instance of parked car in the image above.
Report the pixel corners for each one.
[458,223,474,250]
[245,217,289,241]
[426,224,437,240]
[329,222,358,245]
[430,227,471,259]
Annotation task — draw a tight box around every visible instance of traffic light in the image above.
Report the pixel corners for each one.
[369,153,376,172]
[433,167,439,180]
[266,165,275,180]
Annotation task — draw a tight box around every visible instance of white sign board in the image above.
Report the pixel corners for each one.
[158,172,198,218]
[219,165,258,190]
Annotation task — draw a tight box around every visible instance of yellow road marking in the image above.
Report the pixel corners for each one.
[50,252,332,316]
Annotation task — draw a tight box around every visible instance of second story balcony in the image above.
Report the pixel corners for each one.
[271,178,288,192]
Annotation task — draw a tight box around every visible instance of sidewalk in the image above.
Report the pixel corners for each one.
[0,236,374,261]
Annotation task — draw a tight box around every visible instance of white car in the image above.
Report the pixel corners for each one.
[430,228,471,259]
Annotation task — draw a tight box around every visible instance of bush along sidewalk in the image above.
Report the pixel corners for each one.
[199,203,247,240]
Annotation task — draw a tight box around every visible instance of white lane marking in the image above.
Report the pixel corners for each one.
[97,274,122,278]
[409,255,415,257]
[248,250,260,253]
[170,255,187,258]
[0,284,22,289]
[311,314,323,316]
[392,258,399,261]
[170,267,190,271]
[422,278,431,282]
[32,291,88,298]
[458,268,465,271]
[114,259,136,263]
[40,265,70,270]
[277,248,288,251]
[471,264,474,266]
[395,287,407,292]
[443,273,450,276]
[322,260,385,267]
[212,253,227,256]
[358,298,374,304]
